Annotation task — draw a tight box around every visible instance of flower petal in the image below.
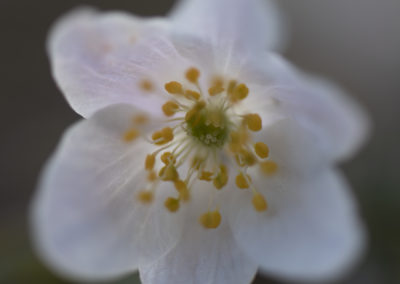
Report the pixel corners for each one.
[31,104,184,281]
[139,222,257,284]
[48,8,171,117]
[247,54,370,162]
[169,0,286,53]
[229,168,366,281]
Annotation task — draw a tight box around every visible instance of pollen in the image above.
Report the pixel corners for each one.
[162,101,179,117]
[123,129,139,142]
[145,154,155,171]
[174,180,190,201]
[159,165,179,181]
[260,161,278,175]
[185,67,200,83]
[252,193,268,212]
[165,81,184,95]
[235,172,251,189]
[231,83,249,102]
[139,79,154,92]
[199,210,221,229]
[185,90,201,100]
[152,127,174,145]
[165,197,180,212]
[244,113,262,132]
[213,165,228,189]
[137,190,154,204]
[147,170,157,182]
[161,152,175,165]
[254,142,269,158]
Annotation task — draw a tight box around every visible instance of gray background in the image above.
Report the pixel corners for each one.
[1,0,399,283]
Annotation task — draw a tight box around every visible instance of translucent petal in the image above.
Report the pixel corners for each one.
[31,104,184,281]
[229,168,365,282]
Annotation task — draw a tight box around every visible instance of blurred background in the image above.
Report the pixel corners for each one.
[1,0,399,283]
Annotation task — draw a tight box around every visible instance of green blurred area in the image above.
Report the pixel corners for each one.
[1,0,399,283]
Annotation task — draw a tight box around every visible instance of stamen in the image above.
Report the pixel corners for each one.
[139,79,154,92]
[162,101,179,117]
[213,165,228,189]
[235,172,251,189]
[159,165,179,181]
[254,142,269,158]
[165,197,180,212]
[161,152,176,165]
[199,171,213,181]
[244,114,262,132]
[185,90,201,100]
[174,180,190,201]
[199,210,221,229]
[252,193,268,212]
[147,170,157,182]
[231,83,249,102]
[152,127,174,145]
[165,81,184,95]
[185,67,200,83]
[123,129,139,142]
[260,161,278,175]
[137,190,154,204]
[145,154,156,171]
[133,114,149,125]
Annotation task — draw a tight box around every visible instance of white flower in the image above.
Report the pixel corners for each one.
[31,0,369,283]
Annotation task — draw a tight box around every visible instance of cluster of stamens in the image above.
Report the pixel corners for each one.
[124,67,278,229]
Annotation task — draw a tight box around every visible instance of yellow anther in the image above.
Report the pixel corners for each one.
[174,180,190,201]
[260,161,278,175]
[147,170,157,182]
[232,83,249,101]
[185,90,201,100]
[208,85,225,96]
[165,197,180,212]
[191,156,204,170]
[244,113,262,132]
[159,165,179,181]
[137,190,154,204]
[133,114,149,125]
[235,172,251,189]
[185,67,200,83]
[199,171,213,181]
[229,128,249,152]
[213,165,228,190]
[161,152,175,165]
[165,81,184,95]
[152,127,174,145]
[145,154,155,171]
[199,210,221,229]
[227,80,237,95]
[185,100,206,124]
[252,193,268,212]
[139,79,154,92]
[254,142,269,158]
[237,149,257,166]
[123,129,139,142]
[162,101,179,117]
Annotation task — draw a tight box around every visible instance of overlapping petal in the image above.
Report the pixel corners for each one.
[170,0,286,52]
[31,104,184,281]
[228,168,365,281]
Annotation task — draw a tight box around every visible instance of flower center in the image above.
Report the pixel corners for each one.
[125,67,278,229]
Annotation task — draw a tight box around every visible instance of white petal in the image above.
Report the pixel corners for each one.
[48,8,171,117]
[170,0,286,53]
[249,54,370,162]
[139,222,257,284]
[229,168,366,281]
[31,104,184,281]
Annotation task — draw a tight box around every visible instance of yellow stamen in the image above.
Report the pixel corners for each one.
[232,83,249,101]
[174,180,190,201]
[159,165,179,181]
[123,129,139,142]
[152,127,174,145]
[235,173,251,189]
[185,90,201,100]
[185,67,200,83]
[147,170,157,182]
[133,114,149,125]
[260,161,278,175]
[145,154,155,171]
[199,171,213,181]
[244,114,262,132]
[254,142,269,158]
[252,193,268,212]
[165,81,184,95]
[161,152,175,165]
[139,79,154,92]
[227,80,237,95]
[199,210,221,229]
[162,101,179,117]
[237,149,257,167]
[213,165,228,189]
[137,190,153,204]
[165,197,180,212]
